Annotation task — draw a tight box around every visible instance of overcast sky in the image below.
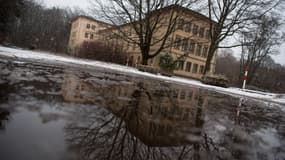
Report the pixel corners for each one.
[41,0,285,65]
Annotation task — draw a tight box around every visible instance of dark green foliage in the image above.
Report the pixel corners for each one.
[159,54,177,71]
[9,0,78,52]
[0,0,24,43]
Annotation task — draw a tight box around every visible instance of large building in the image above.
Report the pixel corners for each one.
[68,16,114,56]
[68,5,217,79]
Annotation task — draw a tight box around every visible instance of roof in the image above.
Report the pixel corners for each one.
[71,15,114,27]
[81,5,217,33]
[161,4,218,24]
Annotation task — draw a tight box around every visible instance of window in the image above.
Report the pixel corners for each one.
[90,34,94,39]
[180,90,186,100]
[202,47,208,58]
[173,90,178,98]
[91,25,96,30]
[206,29,210,39]
[188,90,193,100]
[196,45,202,56]
[199,65,204,74]
[177,61,184,70]
[86,24,90,29]
[177,19,184,30]
[181,39,188,51]
[85,33,88,38]
[185,21,192,32]
[192,64,198,73]
[199,27,205,38]
[192,25,198,35]
[132,43,136,50]
[188,41,195,54]
[174,37,181,50]
[186,62,192,72]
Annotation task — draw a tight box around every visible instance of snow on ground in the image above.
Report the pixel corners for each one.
[0,46,285,105]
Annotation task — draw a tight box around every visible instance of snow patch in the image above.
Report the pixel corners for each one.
[0,46,285,105]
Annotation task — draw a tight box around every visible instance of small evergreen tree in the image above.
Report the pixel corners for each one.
[159,54,177,71]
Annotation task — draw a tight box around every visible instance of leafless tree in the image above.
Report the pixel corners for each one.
[239,15,285,85]
[215,49,240,86]
[90,0,198,65]
[202,0,283,74]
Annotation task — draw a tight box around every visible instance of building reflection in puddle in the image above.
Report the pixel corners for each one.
[62,71,209,160]
[61,70,285,160]
[0,61,284,160]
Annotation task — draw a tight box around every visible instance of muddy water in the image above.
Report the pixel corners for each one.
[0,58,284,160]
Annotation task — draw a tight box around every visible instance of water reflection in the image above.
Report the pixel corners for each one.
[61,71,285,160]
[62,72,207,159]
[0,107,10,130]
[0,60,284,160]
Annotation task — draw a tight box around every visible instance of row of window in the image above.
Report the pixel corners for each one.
[177,18,210,39]
[177,61,204,74]
[86,23,96,30]
[174,37,208,58]
[85,32,94,39]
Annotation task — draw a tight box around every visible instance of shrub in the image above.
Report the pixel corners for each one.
[159,54,177,71]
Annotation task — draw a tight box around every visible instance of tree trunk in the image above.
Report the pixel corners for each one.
[142,54,148,65]
[203,46,216,75]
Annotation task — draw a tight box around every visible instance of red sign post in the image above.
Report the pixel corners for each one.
[242,66,249,89]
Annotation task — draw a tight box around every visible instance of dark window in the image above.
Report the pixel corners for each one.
[196,45,202,56]
[177,19,184,30]
[173,90,178,98]
[91,25,96,30]
[192,25,198,35]
[180,90,186,100]
[202,47,208,57]
[206,29,210,39]
[199,65,204,74]
[188,41,195,54]
[192,64,198,73]
[199,27,205,38]
[188,90,193,100]
[185,21,192,32]
[85,33,88,38]
[181,39,188,51]
[90,34,94,39]
[174,37,181,49]
[178,61,184,70]
[86,24,90,29]
[186,62,192,72]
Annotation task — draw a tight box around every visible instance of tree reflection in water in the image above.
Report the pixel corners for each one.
[62,70,285,160]
[62,71,215,160]
[0,108,10,130]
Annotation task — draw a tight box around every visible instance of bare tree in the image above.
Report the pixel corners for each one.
[203,0,283,74]
[215,49,240,86]
[239,15,284,85]
[90,0,198,65]
[0,0,24,43]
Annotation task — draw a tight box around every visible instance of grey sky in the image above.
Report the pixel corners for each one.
[41,0,90,9]
[42,0,285,65]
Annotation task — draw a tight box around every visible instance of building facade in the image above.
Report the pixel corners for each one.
[68,6,217,79]
[68,16,113,56]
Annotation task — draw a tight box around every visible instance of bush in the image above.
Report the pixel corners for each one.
[201,74,229,88]
[78,41,127,65]
[159,54,177,71]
